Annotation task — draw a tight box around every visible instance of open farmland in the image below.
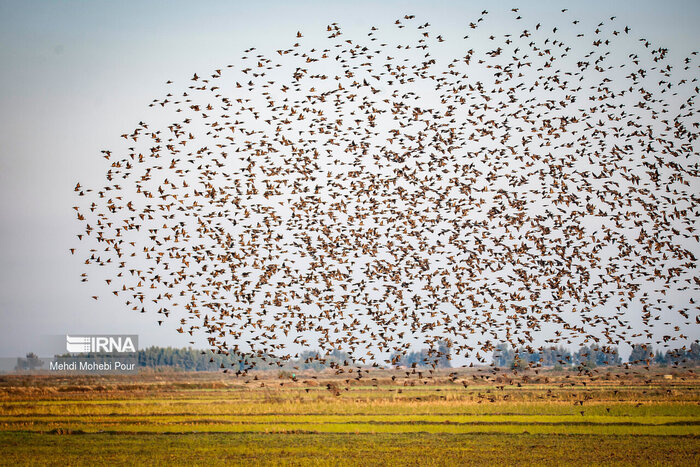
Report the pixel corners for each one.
[0,369,698,465]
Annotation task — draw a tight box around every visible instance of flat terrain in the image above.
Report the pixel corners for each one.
[0,368,698,465]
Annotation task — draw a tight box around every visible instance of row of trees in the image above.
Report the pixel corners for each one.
[14,352,44,371]
[492,343,700,369]
[13,342,700,372]
[492,344,620,369]
[137,346,248,371]
[391,340,452,368]
[136,347,355,371]
[136,344,453,371]
[630,343,700,366]
[294,349,354,370]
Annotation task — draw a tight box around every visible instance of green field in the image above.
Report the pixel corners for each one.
[1,369,698,465]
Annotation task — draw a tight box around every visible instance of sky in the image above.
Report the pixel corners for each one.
[1,0,699,361]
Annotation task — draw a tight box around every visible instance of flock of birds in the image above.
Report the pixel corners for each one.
[73,8,699,373]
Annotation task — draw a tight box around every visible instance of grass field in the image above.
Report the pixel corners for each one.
[1,368,698,465]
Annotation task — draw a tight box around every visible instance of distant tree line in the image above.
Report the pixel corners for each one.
[21,341,700,372]
[137,346,248,371]
[493,342,700,369]
[630,342,700,366]
[492,344,621,369]
[14,352,44,371]
[293,349,354,370]
[135,347,354,372]
[390,340,452,368]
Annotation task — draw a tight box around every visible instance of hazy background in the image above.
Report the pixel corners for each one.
[1,0,699,359]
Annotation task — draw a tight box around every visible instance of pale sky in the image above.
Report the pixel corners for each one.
[1,0,699,361]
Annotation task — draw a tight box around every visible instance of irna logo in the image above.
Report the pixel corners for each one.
[66,335,138,353]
